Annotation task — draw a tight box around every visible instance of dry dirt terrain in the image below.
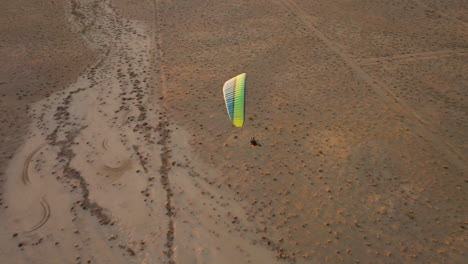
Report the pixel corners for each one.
[0,0,466,263]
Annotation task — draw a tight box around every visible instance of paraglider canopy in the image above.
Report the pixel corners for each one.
[222,73,246,127]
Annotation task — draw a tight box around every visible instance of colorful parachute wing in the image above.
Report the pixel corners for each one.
[223,73,246,127]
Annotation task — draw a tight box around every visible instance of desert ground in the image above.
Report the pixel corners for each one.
[0,0,466,263]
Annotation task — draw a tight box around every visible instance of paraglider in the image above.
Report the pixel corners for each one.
[222,73,246,127]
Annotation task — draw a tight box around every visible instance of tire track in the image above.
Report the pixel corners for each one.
[26,197,51,233]
[132,145,149,173]
[277,0,466,171]
[103,159,131,172]
[21,143,46,185]
[120,108,131,125]
[152,0,168,99]
[102,138,109,151]
[151,1,175,263]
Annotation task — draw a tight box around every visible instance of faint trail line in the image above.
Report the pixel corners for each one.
[152,1,175,263]
[359,49,468,65]
[22,143,46,185]
[412,0,468,26]
[26,197,51,232]
[278,0,466,171]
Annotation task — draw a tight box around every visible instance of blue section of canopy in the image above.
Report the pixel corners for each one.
[223,79,235,120]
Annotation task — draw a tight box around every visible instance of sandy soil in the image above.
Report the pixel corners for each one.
[0,0,466,263]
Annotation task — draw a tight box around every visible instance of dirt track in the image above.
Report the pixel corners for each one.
[0,0,467,263]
